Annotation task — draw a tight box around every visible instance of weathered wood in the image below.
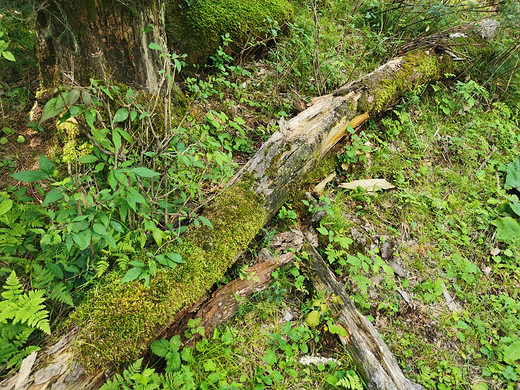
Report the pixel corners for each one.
[1,50,457,390]
[36,0,167,90]
[192,252,295,339]
[305,245,423,390]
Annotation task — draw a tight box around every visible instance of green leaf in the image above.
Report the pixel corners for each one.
[112,128,122,151]
[68,88,81,105]
[131,167,160,178]
[166,253,184,264]
[2,50,15,61]
[504,340,520,365]
[151,339,170,357]
[198,216,213,228]
[203,359,216,372]
[43,189,63,206]
[305,310,321,328]
[40,96,64,123]
[317,226,328,235]
[39,155,55,176]
[81,90,92,105]
[121,267,142,284]
[504,157,520,191]
[46,261,64,279]
[149,42,162,51]
[11,170,49,183]
[73,230,92,250]
[181,346,195,363]
[492,217,520,242]
[0,199,13,215]
[112,108,129,123]
[262,349,277,366]
[78,155,99,163]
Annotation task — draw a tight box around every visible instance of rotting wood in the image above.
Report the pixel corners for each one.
[305,245,424,390]
[1,49,458,390]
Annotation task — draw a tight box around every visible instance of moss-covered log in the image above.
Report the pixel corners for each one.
[1,50,459,390]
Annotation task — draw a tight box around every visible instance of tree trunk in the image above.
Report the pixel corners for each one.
[36,0,166,90]
[1,50,458,390]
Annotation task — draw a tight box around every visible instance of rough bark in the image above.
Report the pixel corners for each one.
[305,245,423,390]
[36,0,166,90]
[1,50,457,390]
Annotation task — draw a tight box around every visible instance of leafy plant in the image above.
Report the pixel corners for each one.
[0,271,50,370]
[0,30,15,62]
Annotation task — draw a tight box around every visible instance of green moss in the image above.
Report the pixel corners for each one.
[55,118,93,162]
[72,180,265,371]
[359,50,460,113]
[165,0,294,67]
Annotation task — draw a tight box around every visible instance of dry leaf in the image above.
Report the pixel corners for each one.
[339,179,395,192]
[315,172,337,194]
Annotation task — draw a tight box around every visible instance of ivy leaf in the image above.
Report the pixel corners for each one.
[11,170,49,183]
[112,108,129,123]
[39,155,55,176]
[131,167,160,178]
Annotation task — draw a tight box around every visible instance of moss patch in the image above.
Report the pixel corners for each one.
[165,0,294,67]
[71,180,264,371]
[359,50,460,113]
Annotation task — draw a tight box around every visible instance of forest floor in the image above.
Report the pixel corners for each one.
[1,1,520,390]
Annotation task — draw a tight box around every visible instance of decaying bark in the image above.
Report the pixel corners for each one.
[36,0,166,90]
[1,50,457,390]
[305,245,423,390]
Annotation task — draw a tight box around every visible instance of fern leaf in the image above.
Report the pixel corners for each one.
[47,283,74,307]
[13,290,50,334]
[1,271,23,300]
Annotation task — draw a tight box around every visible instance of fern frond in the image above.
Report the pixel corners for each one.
[95,259,110,278]
[47,282,74,307]
[1,271,23,300]
[12,290,51,334]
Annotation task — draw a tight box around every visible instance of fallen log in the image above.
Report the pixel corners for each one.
[305,245,423,390]
[1,49,458,390]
